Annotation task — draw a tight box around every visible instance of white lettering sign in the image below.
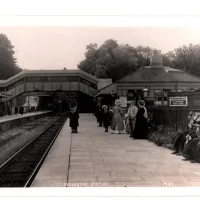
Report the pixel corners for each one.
[169,96,188,106]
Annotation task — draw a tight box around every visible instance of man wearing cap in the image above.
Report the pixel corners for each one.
[126,100,138,138]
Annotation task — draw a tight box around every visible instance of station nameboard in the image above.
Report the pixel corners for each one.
[169,96,188,106]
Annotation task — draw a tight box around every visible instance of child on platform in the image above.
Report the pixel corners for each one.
[103,105,112,132]
[69,106,79,133]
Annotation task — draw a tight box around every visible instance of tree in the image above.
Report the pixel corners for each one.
[165,44,200,76]
[135,46,152,67]
[78,40,150,81]
[0,33,22,80]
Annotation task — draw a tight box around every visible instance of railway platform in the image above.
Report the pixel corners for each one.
[0,111,50,123]
[0,111,51,133]
[32,114,200,187]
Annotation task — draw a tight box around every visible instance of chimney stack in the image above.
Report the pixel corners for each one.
[150,49,163,67]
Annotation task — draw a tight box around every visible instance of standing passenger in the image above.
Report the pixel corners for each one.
[127,100,138,138]
[69,106,79,133]
[102,105,112,132]
[111,99,124,134]
[133,100,148,139]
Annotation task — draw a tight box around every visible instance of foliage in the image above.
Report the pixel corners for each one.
[78,39,173,81]
[165,44,200,77]
[148,127,177,149]
[0,33,22,80]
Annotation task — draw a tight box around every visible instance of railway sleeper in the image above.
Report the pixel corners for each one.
[1,162,37,172]
[0,172,30,181]
[15,154,43,162]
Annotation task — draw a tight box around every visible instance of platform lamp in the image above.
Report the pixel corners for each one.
[110,90,116,106]
[142,87,149,99]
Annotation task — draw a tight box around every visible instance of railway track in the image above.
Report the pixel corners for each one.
[0,113,68,187]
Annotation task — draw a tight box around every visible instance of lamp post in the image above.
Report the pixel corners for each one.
[110,90,116,106]
[142,87,149,99]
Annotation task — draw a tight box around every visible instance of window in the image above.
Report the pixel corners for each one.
[70,76,79,82]
[154,89,171,106]
[43,77,51,82]
[154,89,162,106]
[62,76,79,82]
[26,77,42,82]
[51,77,61,82]
[61,77,68,81]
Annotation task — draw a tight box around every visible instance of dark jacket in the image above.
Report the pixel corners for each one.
[103,111,112,127]
[69,111,79,128]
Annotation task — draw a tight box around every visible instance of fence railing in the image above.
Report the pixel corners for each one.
[147,107,196,132]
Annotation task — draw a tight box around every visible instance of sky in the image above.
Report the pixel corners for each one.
[1,26,200,70]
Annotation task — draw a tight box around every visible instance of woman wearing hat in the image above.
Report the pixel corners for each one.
[111,99,124,134]
[132,100,148,139]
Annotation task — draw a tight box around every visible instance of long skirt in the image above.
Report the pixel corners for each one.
[111,116,124,132]
[133,117,148,139]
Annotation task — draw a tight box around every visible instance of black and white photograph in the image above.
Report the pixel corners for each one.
[1,1,200,198]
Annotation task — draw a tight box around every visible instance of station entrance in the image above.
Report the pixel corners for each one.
[27,91,94,113]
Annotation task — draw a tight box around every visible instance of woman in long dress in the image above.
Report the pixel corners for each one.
[133,100,148,139]
[111,99,124,134]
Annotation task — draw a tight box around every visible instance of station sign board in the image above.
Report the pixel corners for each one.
[169,96,188,107]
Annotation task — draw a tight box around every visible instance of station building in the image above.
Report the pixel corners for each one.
[96,50,200,107]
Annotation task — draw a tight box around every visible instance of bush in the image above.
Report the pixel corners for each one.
[148,127,177,149]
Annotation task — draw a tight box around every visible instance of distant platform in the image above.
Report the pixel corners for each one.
[0,111,50,123]
[0,111,51,133]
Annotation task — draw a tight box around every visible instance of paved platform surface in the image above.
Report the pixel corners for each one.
[32,114,200,187]
[0,111,50,123]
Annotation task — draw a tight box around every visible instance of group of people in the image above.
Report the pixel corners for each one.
[171,111,200,163]
[95,99,149,139]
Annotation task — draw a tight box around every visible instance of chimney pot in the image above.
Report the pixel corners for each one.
[150,49,163,67]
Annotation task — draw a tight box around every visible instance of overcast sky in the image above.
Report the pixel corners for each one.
[1,26,200,70]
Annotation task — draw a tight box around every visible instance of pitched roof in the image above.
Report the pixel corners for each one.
[116,66,200,83]
[168,71,200,82]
